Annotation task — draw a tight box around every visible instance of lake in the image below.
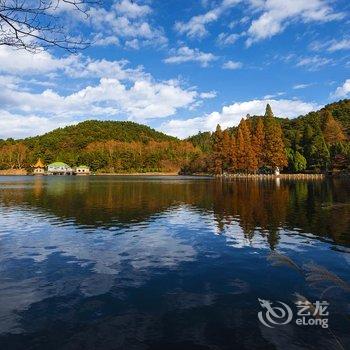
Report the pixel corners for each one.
[0,176,349,350]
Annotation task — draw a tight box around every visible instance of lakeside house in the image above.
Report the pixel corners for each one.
[47,162,73,175]
[73,165,91,175]
[35,162,91,176]
[33,158,45,175]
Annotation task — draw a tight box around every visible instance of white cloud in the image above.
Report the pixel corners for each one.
[200,91,217,99]
[246,0,344,46]
[0,75,20,89]
[0,110,74,139]
[310,38,350,52]
[160,99,320,138]
[296,56,333,70]
[93,34,120,46]
[125,38,140,49]
[222,60,242,70]
[331,79,350,99]
[89,1,167,48]
[0,46,77,75]
[217,32,240,46]
[164,46,218,67]
[175,0,241,39]
[277,53,334,71]
[293,83,313,90]
[263,92,285,99]
[114,0,152,19]
[327,38,350,52]
[1,78,198,121]
[0,46,149,83]
[69,58,149,81]
[0,46,211,138]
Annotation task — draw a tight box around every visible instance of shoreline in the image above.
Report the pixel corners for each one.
[95,172,180,176]
[0,171,345,179]
[213,173,326,179]
[0,171,204,177]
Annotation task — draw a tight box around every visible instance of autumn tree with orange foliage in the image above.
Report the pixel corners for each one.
[212,125,224,175]
[235,118,258,172]
[211,125,235,174]
[0,143,28,169]
[263,104,288,170]
[210,104,289,174]
[228,134,237,173]
[252,118,265,168]
[323,110,346,145]
[82,140,200,173]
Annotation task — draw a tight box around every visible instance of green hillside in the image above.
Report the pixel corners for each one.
[0,120,198,173]
[0,100,349,174]
[25,120,176,151]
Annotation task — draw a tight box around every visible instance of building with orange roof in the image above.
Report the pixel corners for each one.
[33,158,45,175]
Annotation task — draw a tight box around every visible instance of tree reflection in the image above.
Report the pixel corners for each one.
[0,177,349,247]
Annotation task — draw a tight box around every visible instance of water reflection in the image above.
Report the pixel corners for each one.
[1,176,350,246]
[0,176,349,349]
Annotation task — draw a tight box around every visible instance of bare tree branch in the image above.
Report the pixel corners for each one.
[0,0,101,53]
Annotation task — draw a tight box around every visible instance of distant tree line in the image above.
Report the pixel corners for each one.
[0,100,349,174]
[184,100,350,175]
[0,121,199,173]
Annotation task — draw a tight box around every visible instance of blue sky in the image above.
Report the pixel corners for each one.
[1,0,349,139]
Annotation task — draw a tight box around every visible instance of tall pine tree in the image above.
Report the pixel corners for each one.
[323,110,346,145]
[212,125,235,174]
[235,118,257,172]
[235,127,246,172]
[228,134,237,173]
[252,117,265,169]
[265,103,274,118]
[212,124,224,174]
[222,129,233,172]
[263,104,288,171]
[303,124,330,171]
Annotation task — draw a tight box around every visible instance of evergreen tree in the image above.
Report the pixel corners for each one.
[314,137,330,170]
[265,103,274,118]
[302,123,330,171]
[293,151,307,172]
[235,127,246,172]
[302,124,314,157]
[252,117,265,168]
[212,124,224,174]
[222,129,233,172]
[263,105,288,170]
[310,130,330,171]
[235,119,257,172]
[228,135,237,173]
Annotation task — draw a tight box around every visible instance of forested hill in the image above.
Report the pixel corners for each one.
[188,99,350,152]
[0,100,349,174]
[24,120,176,151]
[0,120,197,173]
[184,99,350,174]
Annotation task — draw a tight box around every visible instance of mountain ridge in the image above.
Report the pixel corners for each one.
[0,99,349,173]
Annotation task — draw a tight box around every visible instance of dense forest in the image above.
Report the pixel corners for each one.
[0,100,349,174]
[186,99,350,175]
[0,121,199,173]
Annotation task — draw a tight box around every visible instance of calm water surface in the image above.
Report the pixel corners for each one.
[0,176,349,350]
